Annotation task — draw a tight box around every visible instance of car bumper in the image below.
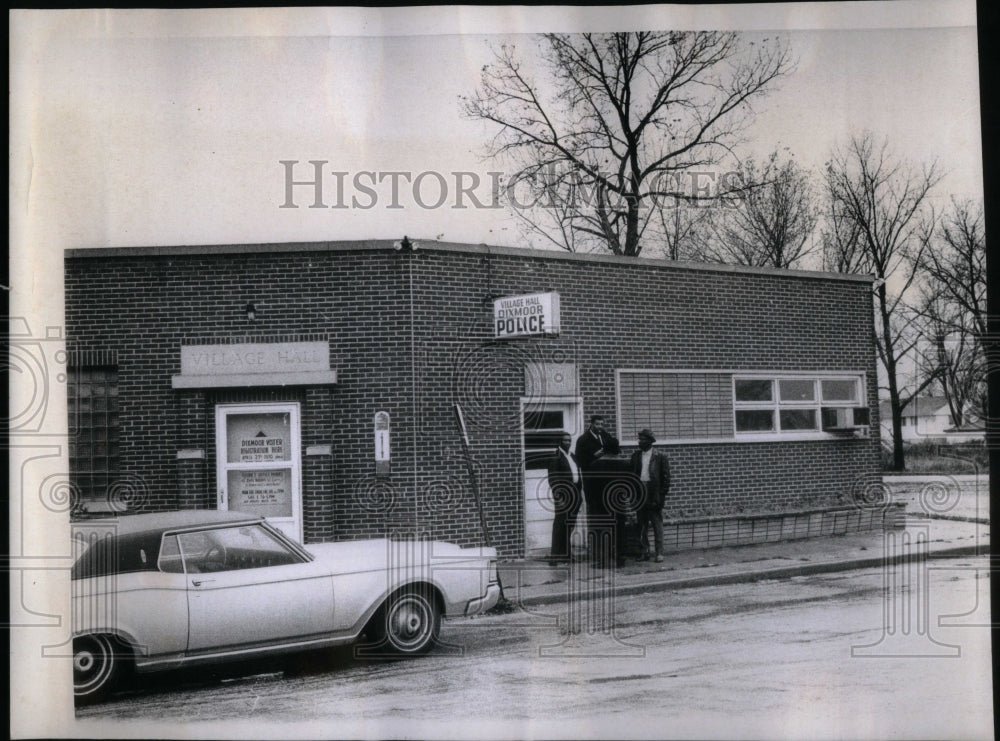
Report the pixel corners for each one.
[465,583,501,616]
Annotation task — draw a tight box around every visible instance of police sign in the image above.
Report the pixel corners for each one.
[494,292,560,339]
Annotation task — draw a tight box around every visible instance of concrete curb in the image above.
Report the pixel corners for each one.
[907,514,990,524]
[883,475,985,483]
[508,545,988,608]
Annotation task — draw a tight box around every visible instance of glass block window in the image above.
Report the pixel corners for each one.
[68,367,120,504]
[618,372,734,440]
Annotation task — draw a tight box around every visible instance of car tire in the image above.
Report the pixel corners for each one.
[379,587,441,656]
[73,634,124,704]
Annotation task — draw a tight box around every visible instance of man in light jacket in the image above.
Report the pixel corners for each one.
[548,432,583,565]
[630,428,671,562]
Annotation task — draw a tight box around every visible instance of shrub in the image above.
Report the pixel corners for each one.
[883,440,988,474]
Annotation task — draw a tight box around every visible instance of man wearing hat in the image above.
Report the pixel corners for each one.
[630,428,671,562]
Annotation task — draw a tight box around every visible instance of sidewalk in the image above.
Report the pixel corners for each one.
[496,513,989,609]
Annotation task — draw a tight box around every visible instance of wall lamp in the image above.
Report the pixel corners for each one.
[245,302,257,322]
[393,236,419,251]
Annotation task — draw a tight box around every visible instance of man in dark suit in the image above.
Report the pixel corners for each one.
[574,415,620,472]
[630,428,671,562]
[574,415,622,566]
[548,432,583,565]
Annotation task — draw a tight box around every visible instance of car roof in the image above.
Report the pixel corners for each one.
[73,509,263,539]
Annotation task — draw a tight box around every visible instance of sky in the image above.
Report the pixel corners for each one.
[10,2,981,266]
[6,2,985,737]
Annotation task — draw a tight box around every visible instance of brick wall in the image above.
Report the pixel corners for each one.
[65,242,881,559]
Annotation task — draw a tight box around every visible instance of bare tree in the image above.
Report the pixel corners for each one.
[916,198,987,425]
[705,151,818,268]
[821,189,866,273]
[918,295,986,429]
[506,170,585,252]
[919,199,987,345]
[650,194,715,261]
[824,132,943,471]
[462,32,793,257]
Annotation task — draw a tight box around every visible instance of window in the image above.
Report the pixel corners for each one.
[734,375,864,436]
[821,379,860,403]
[177,524,305,573]
[618,370,866,442]
[71,531,163,580]
[67,366,120,507]
[158,535,184,573]
[522,407,566,470]
[618,372,733,440]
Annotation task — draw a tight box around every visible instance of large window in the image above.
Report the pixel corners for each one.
[67,366,120,507]
[617,370,867,442]
[618,372,733,441]
[734,375,862,435]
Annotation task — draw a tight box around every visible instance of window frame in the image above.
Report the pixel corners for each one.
[615,369,735,444]
[733,373,866,440]
[614,369,868,445]
[67,365,120,511]
[521,404,570,471]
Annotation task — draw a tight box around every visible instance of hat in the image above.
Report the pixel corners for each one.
[637,428,656,442]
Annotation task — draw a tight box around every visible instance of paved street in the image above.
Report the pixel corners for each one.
[76,557,993,739]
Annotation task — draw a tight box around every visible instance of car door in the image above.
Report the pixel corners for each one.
[177,524,335,654]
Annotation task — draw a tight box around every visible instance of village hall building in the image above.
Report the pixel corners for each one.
[64,240,881,559]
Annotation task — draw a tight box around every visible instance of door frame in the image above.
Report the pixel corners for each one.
[214,402,303,542]
[520,396,584,558]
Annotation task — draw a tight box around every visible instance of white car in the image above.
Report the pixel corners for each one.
[71,510,501,703]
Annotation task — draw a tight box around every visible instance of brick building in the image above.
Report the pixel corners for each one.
[64,240,881,559]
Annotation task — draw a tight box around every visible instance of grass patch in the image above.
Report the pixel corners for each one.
[882,440,987,474]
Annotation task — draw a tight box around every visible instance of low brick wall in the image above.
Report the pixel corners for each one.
[658,502,905,553]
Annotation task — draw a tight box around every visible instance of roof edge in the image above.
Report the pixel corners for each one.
[64,239,875,284]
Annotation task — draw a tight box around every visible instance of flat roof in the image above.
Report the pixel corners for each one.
[64,239,875,284]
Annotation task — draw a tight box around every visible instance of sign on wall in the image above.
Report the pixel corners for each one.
[173,341,337,388]
[494,292,560,339]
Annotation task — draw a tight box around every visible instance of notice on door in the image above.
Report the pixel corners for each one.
[238,435,286,463]
[226,413,291,464]
[227,469,293,518]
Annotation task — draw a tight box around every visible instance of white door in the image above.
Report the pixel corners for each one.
[215,403,303,542]
[522,399,582,556]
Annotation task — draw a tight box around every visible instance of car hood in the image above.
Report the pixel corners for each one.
[305,539,493,574]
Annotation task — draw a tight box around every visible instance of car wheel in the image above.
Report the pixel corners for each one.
[73,634,123,703]
[382,588,441,656]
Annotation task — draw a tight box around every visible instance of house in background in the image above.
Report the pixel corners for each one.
[879,396,984,445]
